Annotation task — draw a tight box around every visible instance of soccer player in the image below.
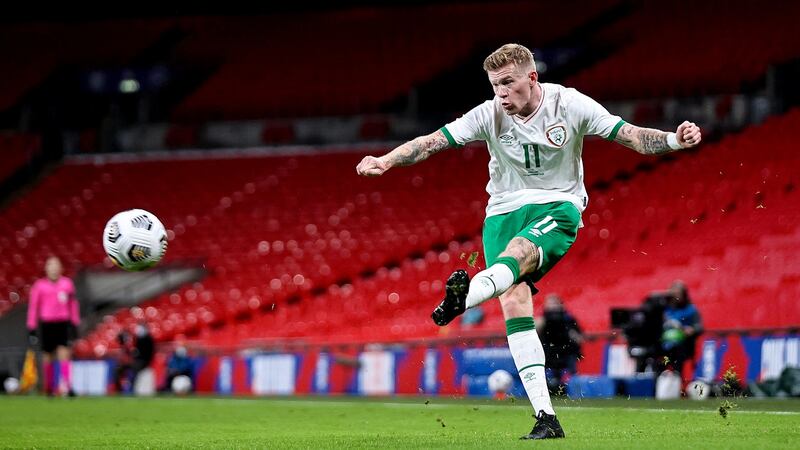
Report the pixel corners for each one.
[356,43,701,439]
[27,256,80,396]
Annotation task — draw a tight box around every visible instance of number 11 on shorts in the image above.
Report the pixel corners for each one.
[530,215,557,237]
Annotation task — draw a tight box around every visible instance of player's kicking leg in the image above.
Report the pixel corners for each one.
[431,238,564,439]
[430,253,520,326]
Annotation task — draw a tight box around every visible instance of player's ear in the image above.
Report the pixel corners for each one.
[529,70,538,85]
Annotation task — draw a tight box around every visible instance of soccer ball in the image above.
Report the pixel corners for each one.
[3,377,19,394]
[171,375,192,395]
[687,380,710,400]
[103,209,167,271]
[487,369,514,395]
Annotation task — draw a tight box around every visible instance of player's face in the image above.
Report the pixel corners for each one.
[488,63,537,116]
[44,257,62,281]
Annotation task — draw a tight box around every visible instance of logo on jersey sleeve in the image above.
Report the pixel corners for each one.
[546,124,567,148]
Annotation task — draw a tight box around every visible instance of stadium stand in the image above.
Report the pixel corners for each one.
[0,2,797,372]
[3,108,794,355]
[193,108,798,345]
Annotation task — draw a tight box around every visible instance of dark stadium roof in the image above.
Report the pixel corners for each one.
[0,0,489,23]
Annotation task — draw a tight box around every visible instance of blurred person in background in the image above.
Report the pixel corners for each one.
[27,256,79,396]
[537,294,583,393]
[132,323,155,385]
[357,43,701,439]
[619,292,668,373]
[114,324,155,393]
[114,330,134,393]
[660,280,702,380]
[161,345,194,393]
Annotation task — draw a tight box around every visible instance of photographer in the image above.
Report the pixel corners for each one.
[113,324,155,394]
[660,281,703,380]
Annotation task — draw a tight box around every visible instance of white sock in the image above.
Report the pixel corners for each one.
[465,263,516,308]
[508,328,555,416]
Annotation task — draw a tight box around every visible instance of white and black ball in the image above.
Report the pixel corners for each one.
[103,209,167,271]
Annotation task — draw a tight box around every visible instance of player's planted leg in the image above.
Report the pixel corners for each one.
[506,315,556,420]
[502,283,564,440]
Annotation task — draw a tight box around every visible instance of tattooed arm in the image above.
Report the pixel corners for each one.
[356,130,451,176]
[614,121,702,155]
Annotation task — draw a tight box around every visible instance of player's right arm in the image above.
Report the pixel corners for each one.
[356,130,451,177]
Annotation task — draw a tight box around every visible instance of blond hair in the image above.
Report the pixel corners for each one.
[483,43,535,73]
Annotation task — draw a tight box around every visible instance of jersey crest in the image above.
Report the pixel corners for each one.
[546,125,567,147]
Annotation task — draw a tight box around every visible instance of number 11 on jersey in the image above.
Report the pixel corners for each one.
[522,144,541,169]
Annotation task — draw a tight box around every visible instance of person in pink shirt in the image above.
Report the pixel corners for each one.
[27,256,80,396]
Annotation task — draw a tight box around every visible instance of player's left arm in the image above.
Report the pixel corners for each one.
[614,121,702,155]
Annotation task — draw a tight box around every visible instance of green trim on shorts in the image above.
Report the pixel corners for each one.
[494,256,520,283]
[606,119,626,141]
[439,126,463,148]
[506,317,535,335]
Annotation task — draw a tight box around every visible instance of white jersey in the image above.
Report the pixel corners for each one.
[442,82,624,217]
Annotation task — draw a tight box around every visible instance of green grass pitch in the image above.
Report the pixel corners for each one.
[1,395,798,448]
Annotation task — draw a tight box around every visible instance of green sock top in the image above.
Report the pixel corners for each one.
[505,317,535,335]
